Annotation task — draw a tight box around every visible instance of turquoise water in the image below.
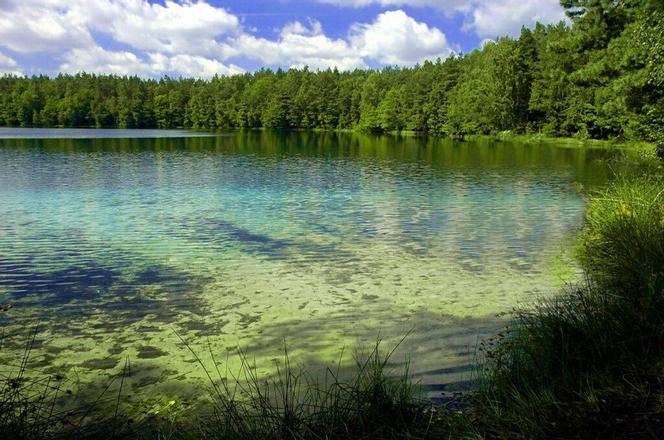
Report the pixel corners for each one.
[0,130,623,401]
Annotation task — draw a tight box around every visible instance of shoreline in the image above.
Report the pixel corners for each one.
[0,125,657,152]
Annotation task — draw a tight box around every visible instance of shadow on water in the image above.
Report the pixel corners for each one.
[178,217,357,262]
[217,303,504,395]
[183,218,296,258]
[0,248,213,331]
[1,304,501,411]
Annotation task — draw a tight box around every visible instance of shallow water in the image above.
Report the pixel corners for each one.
[0,130,625,401]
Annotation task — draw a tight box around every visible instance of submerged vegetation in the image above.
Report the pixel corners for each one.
[182,339,436,440]
[1,1,663,148]
[2,173,663,439]
[0,337,443,440]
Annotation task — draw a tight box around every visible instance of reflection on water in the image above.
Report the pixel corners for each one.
[0,130,625,400]
[0,127,215,139]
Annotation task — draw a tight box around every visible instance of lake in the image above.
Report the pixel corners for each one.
[0,129,627,402]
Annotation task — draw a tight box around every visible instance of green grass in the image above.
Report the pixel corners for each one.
[0,332,155,440]
[463,131,658,156]
[0,331,61,440]
[578,177,664,295]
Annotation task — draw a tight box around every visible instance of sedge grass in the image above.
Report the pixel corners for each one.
[470,175,664,439]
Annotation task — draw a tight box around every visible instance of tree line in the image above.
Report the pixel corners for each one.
[0,1,662,144]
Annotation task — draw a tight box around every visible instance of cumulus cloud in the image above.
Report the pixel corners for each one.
[318,0,567,37]
[466,0,567,38]
[0,0,94,52]
[61,46,153,76]
[0,52,23,76]
[0,0,240,57]
[148,53,245,77]
[82,0,240,56]
[235,11,451,70]
[0,0,247,77]
[350,10,451,64]
[0,0,454,76]
[61,46,244,78]
[280,19,325,38]
[234,32,366,71]
[318,0,465,8]
[234,19,366,70]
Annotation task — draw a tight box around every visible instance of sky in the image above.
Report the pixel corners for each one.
[0,0,568,78]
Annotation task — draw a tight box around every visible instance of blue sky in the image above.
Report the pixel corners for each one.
[0,0,568,78]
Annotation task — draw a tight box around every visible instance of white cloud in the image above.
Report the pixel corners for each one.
[60,46,154,76]
[0,0,94,53]
[0,1,455,76]
[233,20,367,70]
[318,0,567,37]
[350,10,451,64]
[61,46,245,78]
[0,52,23,76]
[281,19,325,38]
[82,0,241,56]
[148,53,245,77]
[0,0,246,77]
[318,0,465,9]
[466,1,567,38]
[0,0,240,57]
[235,11,451,70]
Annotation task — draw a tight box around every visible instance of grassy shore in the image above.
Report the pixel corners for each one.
[467,175,664,439]
[2,172,663,439]
[465,131,659,155]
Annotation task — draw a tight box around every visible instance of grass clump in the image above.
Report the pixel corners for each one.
[578,177,664,296]
[180,337,450,440]
[471,176,664,439]
[0,334,150,440]
[0,333,63,440]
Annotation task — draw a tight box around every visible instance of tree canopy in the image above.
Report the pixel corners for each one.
[0,1,661,143]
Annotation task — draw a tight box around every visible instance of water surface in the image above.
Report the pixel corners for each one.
[0,127,214,139]
[0,130,624,400]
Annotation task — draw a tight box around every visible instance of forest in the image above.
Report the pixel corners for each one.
[0,0,662,146]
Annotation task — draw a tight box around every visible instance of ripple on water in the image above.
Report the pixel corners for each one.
[0,131,620,400]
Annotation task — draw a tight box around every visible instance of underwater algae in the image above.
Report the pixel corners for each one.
[0,131,614,405]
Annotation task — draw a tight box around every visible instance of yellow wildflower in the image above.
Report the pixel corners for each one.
[618,201,632,218]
